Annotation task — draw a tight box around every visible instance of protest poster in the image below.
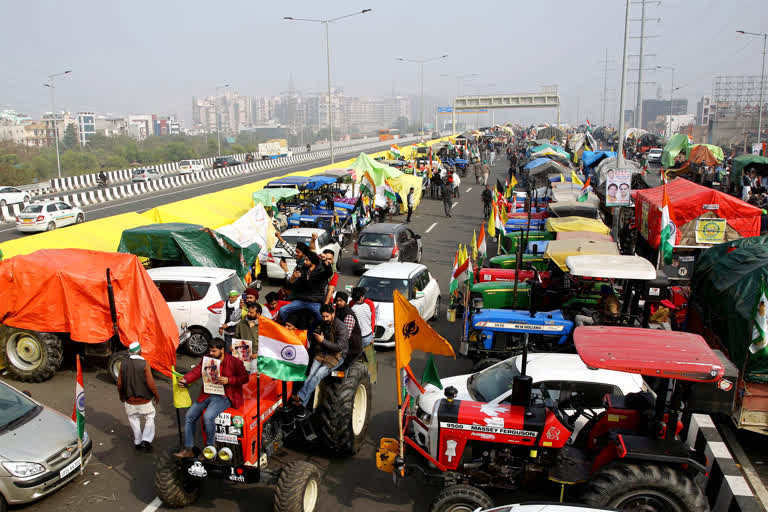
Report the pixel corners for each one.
[605,168,632,207]
[202,356,225,395]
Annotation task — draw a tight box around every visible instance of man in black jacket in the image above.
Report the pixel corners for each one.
[333,291,362,364]
[292,304,349,409]
[117,342,160,451]
[278,251,332,326]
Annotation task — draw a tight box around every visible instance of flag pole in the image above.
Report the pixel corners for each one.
[76,355,83,475]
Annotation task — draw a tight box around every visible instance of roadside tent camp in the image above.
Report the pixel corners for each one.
[350,152,422,212]
[536,127,564,141]
[686,144,724,166]
[117,223,261,280]
[633,178,762,248]
[528,160,572,188]
[661,133,690,168]
[530,144,568,157]
[731,154,768,187]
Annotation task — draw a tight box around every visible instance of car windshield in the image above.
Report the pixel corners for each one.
[359,233,394,247]
[132,169,146,174]
[278,235,314,248]
[357,276,409,302]
[180,160,191,166]
[216,274,245,300]
[22,205,43,213]
[467,358,520,402]
[0,382,41,432]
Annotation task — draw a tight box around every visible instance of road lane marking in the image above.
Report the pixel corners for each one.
[142,496,161,512]
[425,222,437,233]
[466,187,472,193]
[452,202,458,208]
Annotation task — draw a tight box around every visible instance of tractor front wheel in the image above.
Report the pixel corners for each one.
[273,461,321,512]
[582,462,709,512]
[315,361,372,456]
[154,453,201,508]
[429,484,493,512]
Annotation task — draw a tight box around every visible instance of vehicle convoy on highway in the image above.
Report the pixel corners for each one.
[378,326,736,512]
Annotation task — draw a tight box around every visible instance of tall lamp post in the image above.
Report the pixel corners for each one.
[656,66,675,139]
[215,84,230,156]
[397,54,448,138]
[43,70,72,179]
[284,9,373,164]
[737,30,767,150]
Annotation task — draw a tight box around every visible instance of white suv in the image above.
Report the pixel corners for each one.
[178,159,203,174]
[147,267,244,356]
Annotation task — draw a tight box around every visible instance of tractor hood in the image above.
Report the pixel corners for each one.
[471,309,572,334]
[417,374,472,417]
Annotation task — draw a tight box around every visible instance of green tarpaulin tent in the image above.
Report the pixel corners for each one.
[661,133,689,168]
[530,144,568,156]
[251,188,299,209]
[689,236,768,383]
[350,152,404,186]
[731,154,768,186]
[117,223,260,280]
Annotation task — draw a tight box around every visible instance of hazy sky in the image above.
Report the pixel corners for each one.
[3,0,767,126]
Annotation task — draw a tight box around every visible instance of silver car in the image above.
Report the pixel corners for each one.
[131,168,162,182]
[0,381,92,508]
[352,223,422,274]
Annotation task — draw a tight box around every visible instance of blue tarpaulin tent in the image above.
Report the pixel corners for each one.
[524,158,551,170]
[582,151,616,175]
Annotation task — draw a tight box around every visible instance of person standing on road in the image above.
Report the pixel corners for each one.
[117,342,160,452]
[442,181,453,217]
[174,338,249,458]
[219,290,241,350]
[406,187,414,222]
[350,287,375,348]
[481,160,491,186]
[481,185,493,218]
[333,291,362,363]
[452,170,461,198]
[235,303,261,348]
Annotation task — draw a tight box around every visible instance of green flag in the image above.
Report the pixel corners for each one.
[421,354,443,390]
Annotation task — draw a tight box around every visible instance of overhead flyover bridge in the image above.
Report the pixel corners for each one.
[451,87,561,132]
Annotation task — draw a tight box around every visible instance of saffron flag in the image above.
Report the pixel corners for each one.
[360,171,376,198]
[172,365,192,408]
[488,206,496,237]
[660,183,677,265]
[72,356,85,441]
[750,277,768,358]
[477,224,487,262]
[577,177,591,202]
[394,290,455,403]
[257,317,309,381]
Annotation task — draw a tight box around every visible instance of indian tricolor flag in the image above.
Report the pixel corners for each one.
[576,176,591,202]
[72,356,85,441]
[383,179,397,202]
[257,318,309,381]
[360,171,376,198]
[586,119,593,132]
[477,224,487,263]
[390,144,402,159]
[660,183,677,265]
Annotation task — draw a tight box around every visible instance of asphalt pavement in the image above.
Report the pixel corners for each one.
[11,157,549,512]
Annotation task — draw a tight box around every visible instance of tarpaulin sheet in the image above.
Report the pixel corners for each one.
[118,223,260,280]
[661,133,690,168]
[0,213,148,260]
[581,151,616,170]
[251,188,298,208]
[0,249,178,375]
[545,217,611,235]
[544,239,619,271]
[556,231,614,242]
[350,152,404,185]
[633,178,761,248]
[216,204,276,260]
[387,174,423,212]
[687,144,724,165]
[530,144,568,156]
[689,236,768,381]
[732,154,768,184]
[524,157,551,170]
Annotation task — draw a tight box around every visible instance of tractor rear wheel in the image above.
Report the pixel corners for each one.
[471,358,501,373]
[273,461,321,512]
[315,361,372,456]
[107,350,130,384]
[0,327,63,382]
[154,453,201,508]
[582,462,709,512]
[429,484,493,512]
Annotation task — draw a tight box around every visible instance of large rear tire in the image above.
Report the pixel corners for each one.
[582,462,709,512]
[273,460,321,512]
[429,484,493,512]
[108,350,130,384]
[314,361,372,456]
[0,328,63,382]
[154,453,201,508]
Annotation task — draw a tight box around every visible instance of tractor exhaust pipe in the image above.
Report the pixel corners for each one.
[106,269,120,344]
[511,333,532,407]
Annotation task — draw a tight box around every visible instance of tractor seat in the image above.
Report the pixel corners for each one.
[545,397,574,431]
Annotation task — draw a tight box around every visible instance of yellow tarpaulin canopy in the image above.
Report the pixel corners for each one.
[543,239,619,271]
[545,217,611,235]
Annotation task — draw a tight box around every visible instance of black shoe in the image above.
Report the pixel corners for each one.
[134,443,142,451]
[141,441,153,452]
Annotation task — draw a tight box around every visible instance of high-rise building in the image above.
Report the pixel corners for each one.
[192,91,252,134]
[696,96,715,126]
[77,112,95,146]
[41,111,78,145]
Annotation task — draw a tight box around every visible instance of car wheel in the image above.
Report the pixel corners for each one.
[46,222,56,231]
[76,214,84,224]
[431,296,441,321]
[185,328,211,357]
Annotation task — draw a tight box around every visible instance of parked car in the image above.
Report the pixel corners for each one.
[0,380,92,509]
[647,148,663,163]
[265,228,342,279]
[411,352,646,449]
[178,159,203,174]
[131,168,162,182]
[356,262,440,347]
[147,266,244,356]
[0,187,30,208]
[213,156,241,169]
[352,223,423,274]
[15,200,84,233]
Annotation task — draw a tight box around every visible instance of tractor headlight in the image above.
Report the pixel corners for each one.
[218,447,233,462]
[416,405,432,425]
[469,330,480,343]
[202,446,217,460]
[472,297,484,310]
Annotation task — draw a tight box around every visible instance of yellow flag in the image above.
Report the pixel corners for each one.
[172,365,192,408]
[508,174,517,192]
[471,230,478,261]
[571,171,583,186]
[488,203,497,237]
[560,173,566,182]
[394,290,455,403]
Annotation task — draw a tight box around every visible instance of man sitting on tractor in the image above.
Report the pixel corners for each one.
[574,284,620,327]
[173,338,249,458]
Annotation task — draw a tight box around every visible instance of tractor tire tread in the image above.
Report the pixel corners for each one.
[273,460,321,512]
[0,328,63,382]
[314,361,371,456]
[154,453,200,508]
[429,484,493,512]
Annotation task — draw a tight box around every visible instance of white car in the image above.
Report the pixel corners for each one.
[647,148,663,163]
[356,262,441,347]
[411,353,646,449]
[0,186,30,208]
[131,168,162,182]
[15,200,84,233]
[178,159,203,174]
[147,266,244,356]
[265,228,342,279]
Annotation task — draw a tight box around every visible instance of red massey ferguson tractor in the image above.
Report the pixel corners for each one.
[377,326,737,512]
[155,345,376,512]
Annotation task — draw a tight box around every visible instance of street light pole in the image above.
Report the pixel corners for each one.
[215,84,230,156]
[737,30,767,150]
[397,54,448,138]
[284,9,373,164]
[43,70,72,179]
[656,66,674,138]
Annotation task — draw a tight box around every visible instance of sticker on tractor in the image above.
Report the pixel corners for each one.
[476,321,564,332]
[188,461,208,478]
[215,413,232,426]
[232,416,244,428]
[440,422,537,437]
[444,440,458,462]
[718,379,733,391]
[228,426,242,436]
[229,468,246,482]
[215,433,239,444]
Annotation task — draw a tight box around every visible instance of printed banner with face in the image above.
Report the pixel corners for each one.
[605,169,632,207]
[231,338,254,372]
[202,356,225,395]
